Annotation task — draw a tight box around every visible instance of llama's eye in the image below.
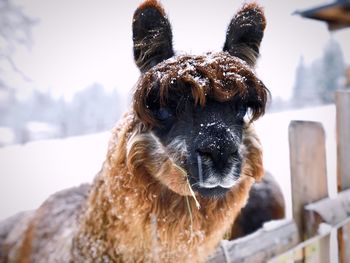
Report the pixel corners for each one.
[156,107,173,121]
[237,105,247,119]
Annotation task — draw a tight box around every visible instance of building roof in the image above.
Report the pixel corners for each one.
[295,0,350,30]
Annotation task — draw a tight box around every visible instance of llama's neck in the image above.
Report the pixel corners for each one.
[75,170,252,262]
[73,115,255,262]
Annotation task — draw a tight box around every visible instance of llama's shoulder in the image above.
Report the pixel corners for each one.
[40,183,91,212]
[0,210,34,262]
[0,184,91,262]
[30,183,91,228]
[26,184,91,260]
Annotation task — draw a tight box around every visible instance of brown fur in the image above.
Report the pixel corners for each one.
[0,2,268,262]
[138,0,166,17]
[0,111,263,262]
[134,52,268,128]
[0,212,34,263]
[236,3,266,30]
[72,113,263,262]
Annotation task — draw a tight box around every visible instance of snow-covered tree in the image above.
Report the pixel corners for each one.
[0,0,36,91]
[319,38,345,103]
[292,57,321,106]
[64,84,122,136]
[292,38,345,107]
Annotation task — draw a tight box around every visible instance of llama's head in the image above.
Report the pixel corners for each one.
[128,0,268,198]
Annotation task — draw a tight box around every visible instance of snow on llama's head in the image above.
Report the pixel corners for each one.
[127,0,269,198]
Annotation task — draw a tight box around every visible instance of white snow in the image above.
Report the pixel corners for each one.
[0,105,336,220]
[0,132,110,220]
[25,121,61,142]
[0,127,16,147]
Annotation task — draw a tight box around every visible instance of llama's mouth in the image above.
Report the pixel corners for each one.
[194,185,230,198]
[186,153,240,198]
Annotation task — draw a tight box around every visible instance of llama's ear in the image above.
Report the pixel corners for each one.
[133,0,174,73]
[223,3,266,66]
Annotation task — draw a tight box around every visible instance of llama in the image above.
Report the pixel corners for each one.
[0,1,279,262]
[229,172,285,239]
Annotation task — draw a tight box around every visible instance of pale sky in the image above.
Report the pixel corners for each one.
[10,0,350,101]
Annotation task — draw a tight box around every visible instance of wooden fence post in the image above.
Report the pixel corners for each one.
[289,121,329,263]
[336,89,350,263]
[336,90,350,191]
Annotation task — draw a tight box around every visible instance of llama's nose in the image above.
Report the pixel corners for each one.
[196,139,237,171]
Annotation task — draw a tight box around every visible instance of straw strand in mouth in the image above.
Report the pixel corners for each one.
[173,162,200,209]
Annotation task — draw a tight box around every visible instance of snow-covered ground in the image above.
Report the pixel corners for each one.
[0,132,110,220]
[0,105,336,220]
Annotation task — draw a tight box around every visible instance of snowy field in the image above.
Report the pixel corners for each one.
[0,105,336,220]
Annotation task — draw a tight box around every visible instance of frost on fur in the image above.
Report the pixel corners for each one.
[0,1,286,263]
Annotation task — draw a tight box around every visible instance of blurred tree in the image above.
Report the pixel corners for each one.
[293,57,307,106]
[0,0,36,92]
[319,38,345,103]
[293,57,321,106]
[65,84,122,136]
[292,38,345,106]
[0,1,124,145]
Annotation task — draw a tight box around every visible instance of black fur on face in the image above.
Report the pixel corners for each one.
[133,52,268,198]
[132,1,268,198]
[152,95,247,198]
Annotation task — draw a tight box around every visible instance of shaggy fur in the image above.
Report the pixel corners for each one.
[0,1,277,262]
[0,117,263,263]
[223,3,266,66]
[133,52,268,128]
[133,0,174,72]
[72,117,264,262]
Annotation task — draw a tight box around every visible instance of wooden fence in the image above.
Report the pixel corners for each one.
[208,89,350,263]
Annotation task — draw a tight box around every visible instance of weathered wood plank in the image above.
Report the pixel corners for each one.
[318,235,330,263]
[336,90,350,263]
[343,223,350,262]
[289,121,329,262]
[304,188,350,263]
[304,188,350,230]
[207,220,298,263]
[289,121,329,239]
[268,232,332,263]
[305,236,329,263]
[336,90,350,191]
